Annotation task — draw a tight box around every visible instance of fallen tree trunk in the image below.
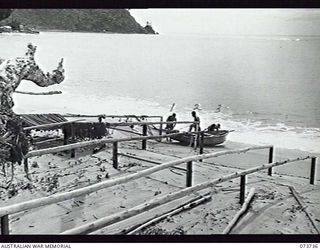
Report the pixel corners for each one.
[125,193,212,235]
[288,186,320,234]
[222,187,255,234]
[14,90,62,95]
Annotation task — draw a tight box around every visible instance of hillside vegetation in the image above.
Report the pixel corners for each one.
[0,9,13,21]
[0,9,156,34]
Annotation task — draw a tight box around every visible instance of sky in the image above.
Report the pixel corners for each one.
[130,9,320,36]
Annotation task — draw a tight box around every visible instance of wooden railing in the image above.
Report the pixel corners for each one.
[0,145,288,235]
[23,119,85,131]
[62,114,163,119]
[60,155,315,235]
[24,120,199,173]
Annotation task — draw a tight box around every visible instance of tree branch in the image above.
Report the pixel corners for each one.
[14,90,62,95]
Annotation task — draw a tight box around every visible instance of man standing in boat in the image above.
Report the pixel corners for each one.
[189,111,201,132]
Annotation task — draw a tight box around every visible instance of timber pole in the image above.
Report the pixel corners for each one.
[222,188,255,234]
[239,175,246,205]
[23,119,85,131]
[0,215,9,235]
[70,123,75,158]
[23,158,28,176]
[193,123,199,149]
[199,132,204,162]
[142,125,147,150]
[159,116,163,142]
[186,161,193,187]
[268,146,274,176]
[26,131,194,158]
[310,157,317,185]
[112,142,118,169]
[63,124,68,145]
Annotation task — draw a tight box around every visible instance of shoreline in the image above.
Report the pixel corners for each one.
[39,29,158,35]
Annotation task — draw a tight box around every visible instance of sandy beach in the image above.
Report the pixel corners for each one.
[1,129,319,235]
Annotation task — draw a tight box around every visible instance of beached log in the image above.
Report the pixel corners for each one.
[14,90,62,95]
[59,156,310,235]
[23,119,85,131]
[222,187,255,234]
[125,193,212,235]
[288,186,320,234]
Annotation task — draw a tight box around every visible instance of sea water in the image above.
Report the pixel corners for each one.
[1,32,319,153]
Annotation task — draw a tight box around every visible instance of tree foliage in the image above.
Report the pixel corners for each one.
[0,9,154,34]
[0,9,13,22]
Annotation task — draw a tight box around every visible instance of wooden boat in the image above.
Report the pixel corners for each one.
[169,130,229,146]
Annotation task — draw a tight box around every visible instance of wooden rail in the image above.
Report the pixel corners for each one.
[24,120,199,172]
[222,187,256,234]
[23,119,85,131]
[1,144,316,235]
[118,153,186,171]
[60,156,312,235]
[1,146,272,218]
[26,131,195,158]
[62,114,162,119]
[106,121,198,127]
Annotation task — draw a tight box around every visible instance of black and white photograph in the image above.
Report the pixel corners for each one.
[0,7,319,239]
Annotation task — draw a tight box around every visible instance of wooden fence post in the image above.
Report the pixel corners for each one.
[199,132,204,162]
[70,123,75,158]
[24,158,28,175]
[159,117,163,142]
[113,142,118,169]
[310,157,316,185]
[268,146,274,176]
[1,164,6,177]
[1,215,9,235]
[142,125,147,150]
[23,158,30,180]
[193,124,199,149]
[63,124,68,145]
[186,161,193,187]
[239,175,246,205]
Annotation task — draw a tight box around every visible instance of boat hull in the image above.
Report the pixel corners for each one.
[170,130,229,146]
